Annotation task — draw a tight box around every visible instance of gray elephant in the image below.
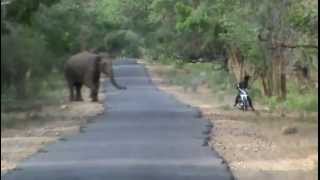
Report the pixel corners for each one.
[64,51,126,102]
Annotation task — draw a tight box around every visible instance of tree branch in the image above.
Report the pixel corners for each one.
[257,34,318,49]
[272,43,318,49]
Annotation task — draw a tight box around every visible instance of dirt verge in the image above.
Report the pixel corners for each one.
[1,78,107,175]
[143,60,318,180]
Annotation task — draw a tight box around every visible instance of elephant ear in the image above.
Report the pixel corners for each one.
[95,55,102,62]
[100,60,111,76]
[93,55,102,71]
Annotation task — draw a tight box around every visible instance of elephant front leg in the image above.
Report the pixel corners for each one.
[90,84,99,102]
[75,83,83,101]
[90,89,98,102]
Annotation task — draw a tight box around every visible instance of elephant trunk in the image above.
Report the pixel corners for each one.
[108,65,126,90]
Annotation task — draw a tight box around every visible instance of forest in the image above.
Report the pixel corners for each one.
[1,0,318,112]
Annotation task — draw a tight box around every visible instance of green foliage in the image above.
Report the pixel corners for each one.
[104,30,143,57]
[1,24,55,95]
[175,2,206,32]
[288,1,318,35]
[261,91,318,112]
[257,80,318,112]
[5,0,60,24]
[1,0,318,113]
[284,82,318,112]
[32,1,101,54]
[286,92,318,112]
[162,60,235,95]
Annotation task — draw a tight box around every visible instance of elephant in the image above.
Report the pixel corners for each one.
[64,51,126,102]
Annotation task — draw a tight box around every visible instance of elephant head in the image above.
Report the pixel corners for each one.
[97,53,126,90]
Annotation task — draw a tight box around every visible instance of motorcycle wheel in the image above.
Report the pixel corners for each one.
[243,100,248,111]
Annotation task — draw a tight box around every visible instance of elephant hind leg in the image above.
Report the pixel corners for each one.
[75,82,83,101]
[68,82,75,101]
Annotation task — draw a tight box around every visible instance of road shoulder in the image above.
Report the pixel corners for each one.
[143,60,318,180]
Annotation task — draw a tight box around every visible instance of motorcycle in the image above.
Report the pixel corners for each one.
[237,87,250,111]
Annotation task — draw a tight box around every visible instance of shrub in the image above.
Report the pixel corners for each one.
[1,24,57,100]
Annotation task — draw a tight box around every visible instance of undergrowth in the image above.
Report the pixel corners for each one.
[153,57,318,113]
[1,73,65,113]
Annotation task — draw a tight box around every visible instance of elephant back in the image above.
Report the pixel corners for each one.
[64,51,101,84]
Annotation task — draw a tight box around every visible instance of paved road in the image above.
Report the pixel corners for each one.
[2,59,233,180]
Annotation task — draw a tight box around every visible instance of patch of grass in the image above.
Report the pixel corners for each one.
[219,104,232,110]
[259,89,318,113]
[1,113,19,129]
[1,73,66,130]
[249,78,318,113]
[1,110,50,129]
[215,91,226,102]
[286,91,318,112]
[155,55,177,65]
[286,82,318,112]
[1,73,65,113]
[163,60,235,94]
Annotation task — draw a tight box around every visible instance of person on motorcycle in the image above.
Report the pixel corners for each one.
[233,75,255,111]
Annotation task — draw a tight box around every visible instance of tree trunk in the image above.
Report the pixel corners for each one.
[260,74,272,97]
[235,48,245,80]
[280,73,286,99]
[280,57,287,99]
[227,48,244,82]
[271,51,281,98]
[271,49,287,100]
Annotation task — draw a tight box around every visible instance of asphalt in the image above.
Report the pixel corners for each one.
[2,59,233,180]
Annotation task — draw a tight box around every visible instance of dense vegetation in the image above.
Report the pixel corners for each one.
[1,0,318,111]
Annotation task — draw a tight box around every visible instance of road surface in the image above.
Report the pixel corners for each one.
[2,59,233,180]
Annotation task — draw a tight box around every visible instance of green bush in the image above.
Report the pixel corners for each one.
[2,24,58,97]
